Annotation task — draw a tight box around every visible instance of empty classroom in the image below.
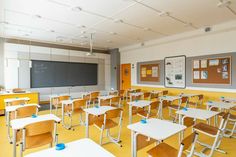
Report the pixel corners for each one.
[0,0,236,157]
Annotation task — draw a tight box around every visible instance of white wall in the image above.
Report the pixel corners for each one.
[0,38,4,88]
[3,42,111,100]
[120,20,236,92]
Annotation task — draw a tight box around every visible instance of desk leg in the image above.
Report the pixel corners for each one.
[159,100,163,119]
[131,131,137,157]
[13,129,16,157]
[85,112,89,138]
[179,114,183,144]
[129,105,132,124]
[50,98,52,114]
[62,104,65,127]
[7,111,12,143]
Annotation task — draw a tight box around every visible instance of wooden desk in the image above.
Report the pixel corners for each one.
[83,106,116,138]
[0,92,39,114]
[11,114,61,157]
[128,118,186,157]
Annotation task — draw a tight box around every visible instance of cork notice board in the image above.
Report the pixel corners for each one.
[192,56,231,84]
[140,64,160,82]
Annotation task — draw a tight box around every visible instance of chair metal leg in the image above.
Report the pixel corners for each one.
[20,142,23,157]
[100,128,104,145]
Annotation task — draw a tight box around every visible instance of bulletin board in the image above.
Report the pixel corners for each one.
[140,64,160,82]
[192,56,231,84]
[164,55,186,88]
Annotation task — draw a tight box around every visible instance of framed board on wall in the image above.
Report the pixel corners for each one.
[164,55,186,88]
[140,64,160,82]
[192,56,231,84]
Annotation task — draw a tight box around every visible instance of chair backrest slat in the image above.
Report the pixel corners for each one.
[25,120,54,137]
[16,106,37,119]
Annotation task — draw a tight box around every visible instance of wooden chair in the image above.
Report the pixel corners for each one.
[188,94,204,108]
[193,112,230,157]
[54,95,70,115]
[12,88,25,93]
[162,90,168,96]
[8,105,39,143]
[118,90,125,101]
[147,132,198,157]
[130,95,142,102]
[100,98,112,106]
[109,91,118,96]
[90,91,100,106]
[150,92,159,100]
[180,116,195,141]
[137,101,160,119]
[94,108,123,147]
[111,96,121,108]
[135,89,142,93]
[143,92,151,100]
[168,97,188,122]
[63,99,87,129]
[20,120,58,157]
[10,100,27,106]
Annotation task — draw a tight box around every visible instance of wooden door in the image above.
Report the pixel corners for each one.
[121,64,131,90]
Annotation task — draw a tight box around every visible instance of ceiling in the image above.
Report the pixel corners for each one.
[0,0,236,50]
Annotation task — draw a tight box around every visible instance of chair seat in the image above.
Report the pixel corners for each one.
[137,110,148,117]
[26,132,53,149]
[147,143,186,157]
[219,112,236,120]
[94,119,118,129]
[193,122,218,136]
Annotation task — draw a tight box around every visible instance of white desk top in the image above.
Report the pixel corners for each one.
[176,108,219,120]
[83,106,116,116]
[24,138,115,157]
[5,103,40,112]
[127,100,152,108]
[128,118,186,141]
[4,97,30,103]
[98,95,115,100]
[159,96,181,101]
[129,92,144,96]
[11,114,61,130]
[206,101,236,109]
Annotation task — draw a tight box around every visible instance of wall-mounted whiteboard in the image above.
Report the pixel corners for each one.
[164,55,186,88]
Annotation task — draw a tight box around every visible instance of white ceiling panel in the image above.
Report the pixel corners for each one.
[1,0,236,49]
[143,0,236,27]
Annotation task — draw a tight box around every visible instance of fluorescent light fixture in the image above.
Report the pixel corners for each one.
[77,25,86,28]
[183,22,193,27]
[217,0,231,8]
[110,32,117,35]
[81,30,86,34]
[159,11,169,17]
[113,19,124,23]
[32,14,42,19]
[80,35,87,38]
[71,6,83,12]
[143,27,151,31]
